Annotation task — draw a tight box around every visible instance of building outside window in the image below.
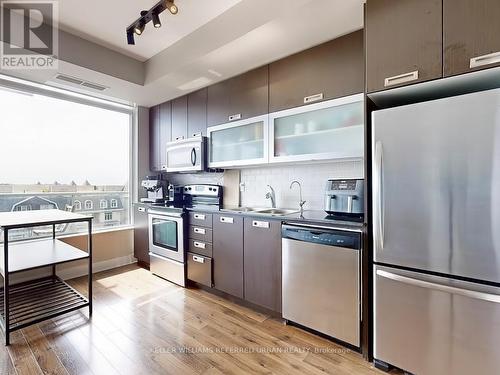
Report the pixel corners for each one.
[0,80,133,242]
[74,200,82,210]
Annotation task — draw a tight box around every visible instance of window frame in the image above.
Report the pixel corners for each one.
[0,73,136,235]
[74,200,82,210]
[84,200,93,210]
[100,199,108,209]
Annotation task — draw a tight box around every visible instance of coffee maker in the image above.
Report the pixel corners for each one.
[324,179,364,221]
[140,175,168,203]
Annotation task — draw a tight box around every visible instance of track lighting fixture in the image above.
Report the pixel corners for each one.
[126,0,179,45]
[152,12,161,28]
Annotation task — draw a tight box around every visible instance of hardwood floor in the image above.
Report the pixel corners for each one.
[1,264,392,375]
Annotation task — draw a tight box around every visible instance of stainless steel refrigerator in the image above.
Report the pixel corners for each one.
[372,88,500,375]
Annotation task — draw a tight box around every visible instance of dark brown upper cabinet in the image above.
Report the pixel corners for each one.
[269,31,364,112]
[187,88,207,137]
[207,66,269,127]
[159,101,171,171]
[365,0,443,93]
[243,218,282,312]
[212,214,244,298]
[149,105,161,172]
[171,96,188,141]
[444,0,500,76]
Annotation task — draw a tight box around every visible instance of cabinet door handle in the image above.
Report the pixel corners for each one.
[193,213,205,220]
[303,93,324,104]
[220,216,234,224]
[193,227,206,235]
[193,241,206,249]
[252,220,270,229]
[470,51,500,68]
[384,70,419,87]
[192,255,205,264]
[138,207,146,212]
[228,113,242,122]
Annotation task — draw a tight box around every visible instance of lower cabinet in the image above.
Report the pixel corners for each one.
[213,214,244,298]
[133,204,149,265]
[187,252,212,287]
[243,218,282,312]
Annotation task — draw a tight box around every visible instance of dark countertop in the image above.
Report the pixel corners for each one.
[133,202,365,232]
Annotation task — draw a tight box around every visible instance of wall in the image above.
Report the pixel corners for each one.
[239,160,364,210]
[11,228,135,284]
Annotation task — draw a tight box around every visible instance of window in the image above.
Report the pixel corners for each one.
[74,200,82,210]
[39,204,54,210]
[104,212,113,221]
[0,79,133,242]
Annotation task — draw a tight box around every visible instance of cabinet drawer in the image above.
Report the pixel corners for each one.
[188,212,213,228]
[189,225,213,242]
[187,252,212,287]
[188,239,213,258]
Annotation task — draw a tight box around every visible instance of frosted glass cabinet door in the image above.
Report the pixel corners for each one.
[207,115,268,168]
[269,93,364,163]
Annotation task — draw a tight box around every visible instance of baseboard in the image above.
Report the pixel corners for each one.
[58,254,137,280]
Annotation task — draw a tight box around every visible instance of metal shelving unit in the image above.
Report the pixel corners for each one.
[0,210,92,345]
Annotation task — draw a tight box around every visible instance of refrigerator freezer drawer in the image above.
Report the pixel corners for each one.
[374,265,500,375]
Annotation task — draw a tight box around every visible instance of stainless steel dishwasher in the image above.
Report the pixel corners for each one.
[282,224,361,347]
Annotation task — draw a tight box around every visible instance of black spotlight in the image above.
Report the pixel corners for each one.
[134,22,145,35]
[127,30,135,45]
[152,12,161,28]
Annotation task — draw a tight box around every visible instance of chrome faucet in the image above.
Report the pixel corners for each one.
[290,180,306,216]
[265,185,276,208]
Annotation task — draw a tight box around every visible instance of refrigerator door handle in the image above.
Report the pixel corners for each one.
[377,269,500,304]
[373,141,385,251]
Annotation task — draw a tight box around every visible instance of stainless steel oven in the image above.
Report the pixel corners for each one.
[165,135,206,173]
[148,209,185,286]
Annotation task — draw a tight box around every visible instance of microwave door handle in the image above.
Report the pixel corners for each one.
[191,147,196,166]
[374,141,385,251]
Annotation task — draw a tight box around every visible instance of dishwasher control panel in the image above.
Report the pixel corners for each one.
[281,225,361,250]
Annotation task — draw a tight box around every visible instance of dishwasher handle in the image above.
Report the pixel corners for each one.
[281,224,361,250]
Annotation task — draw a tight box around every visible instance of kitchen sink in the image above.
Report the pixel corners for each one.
[222,207,299,216]
[254,208,299,216]
[223,207,266,213]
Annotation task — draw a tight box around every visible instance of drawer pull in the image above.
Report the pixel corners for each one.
[193,241,206,249]
[384,70,419,87]
[220,216,234,224]
[193,227,206,235]
[228,113,241,121]
[303,93,324,104]
[193,213,206,220]
[192,132,202,137]
[175,136,185,141]
[138,207,146,212]
[252,220,270,229]
[470,51,500,68]
[192,255,205,264]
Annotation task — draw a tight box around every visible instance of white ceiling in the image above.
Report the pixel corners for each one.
[55,0,243,61]
[0,0,366,107]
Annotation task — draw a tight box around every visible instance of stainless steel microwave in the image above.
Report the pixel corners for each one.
[165,136,206,173]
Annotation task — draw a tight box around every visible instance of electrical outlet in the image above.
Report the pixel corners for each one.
[239,182,246,192]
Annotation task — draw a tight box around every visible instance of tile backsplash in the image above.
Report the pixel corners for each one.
[240,160,364,210]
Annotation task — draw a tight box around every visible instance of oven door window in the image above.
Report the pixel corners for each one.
[152,218,178,251]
